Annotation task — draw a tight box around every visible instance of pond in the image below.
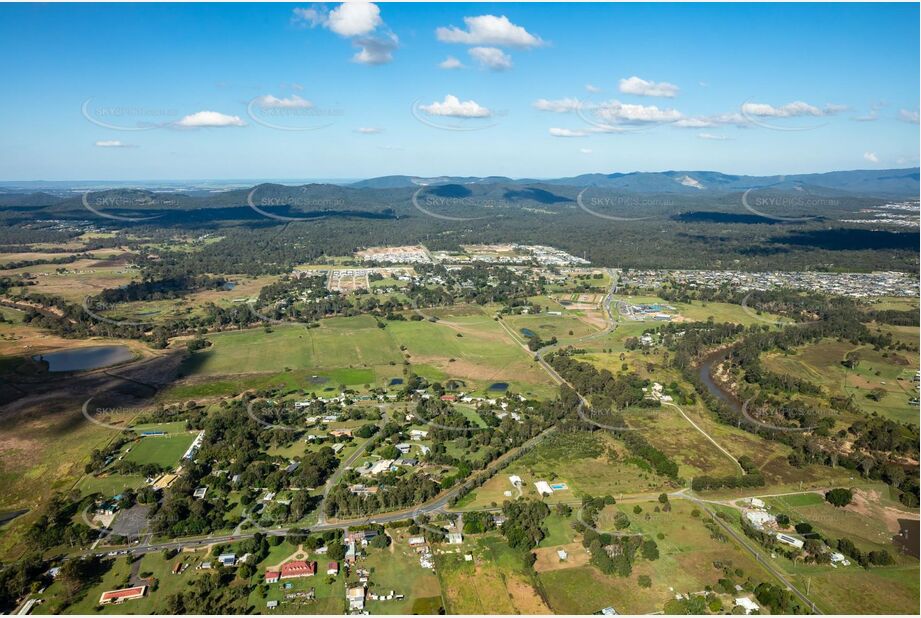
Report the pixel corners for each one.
[520,328,537,338]
[33,345,134,372]
[894,518,920,558]
[389,378,404,386]
[488,382,509,392]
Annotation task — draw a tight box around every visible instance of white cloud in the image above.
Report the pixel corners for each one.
[673,117,714,128]
[293,3,396,64]
[468,46,512,71]
[95,140,129,148]
[436,14,543,48]
[741,101,843,118]
[899,108,920,124]
[295,2,382,37]
[579,148,593,154]
[355,127,382,134]
[533,98,582,112]
[698,132,730,141]
[863,151,879,163]
[352,34,398,65]
[618,76,679,98]
[594,100,682,124]
[175,111,246,128]
[419,95,491,118]
[254,94,313,109]
[439,56,463,69]
[549,128,587,137]
[585,84,601,93]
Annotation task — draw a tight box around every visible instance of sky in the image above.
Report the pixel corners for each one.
[0,1,918,181]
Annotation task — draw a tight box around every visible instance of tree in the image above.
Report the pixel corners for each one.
[825,488,853,507]
[638,574,652,588]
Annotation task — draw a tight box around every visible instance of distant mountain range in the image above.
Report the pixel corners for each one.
[350,168,920,198]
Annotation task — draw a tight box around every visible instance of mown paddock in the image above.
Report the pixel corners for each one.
[182,311,557,397]
[436,534,550,614]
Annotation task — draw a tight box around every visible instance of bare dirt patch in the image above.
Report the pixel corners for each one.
[532,542,590,573]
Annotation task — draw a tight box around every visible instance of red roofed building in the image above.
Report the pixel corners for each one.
[327,561,339,575]
[265,570,281,584]
[99,585,147,605]
[280,560,317,579]
[440,395,456,402]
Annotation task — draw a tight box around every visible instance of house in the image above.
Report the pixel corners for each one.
[279,560,317,579]
[192,487,207,500]
[509,475,523,487]
[347,585,366,611]
[266,600,279,609]
[447,532,463,545]
[557,549,568,561]
[748,497,766,509]
[775,533,805,549]
[99,586,147,605]
[599,607,618,615]
[745,511,775,528]
[327,561,339,576]
[409,429,428,440]
[284,461,300,474]
[408,536,426,547]
[172,562,184,575]
[368,459,395,476]
[217,553,237,567]
[734,597,760,614]
[395,443,412,454]
[534,480,554,496]
[399,457,418,467]
[331,443,345,454]
[329,428,353,438]
[264,571,280,584]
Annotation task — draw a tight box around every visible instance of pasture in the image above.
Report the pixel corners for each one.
[537,499,777,614]
[763,338,919,424]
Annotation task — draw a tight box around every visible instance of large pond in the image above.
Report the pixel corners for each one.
[33,345,134,372]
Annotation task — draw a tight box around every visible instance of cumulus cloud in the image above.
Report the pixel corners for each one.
[355,127,382,134]
[439,56,463,69]
[863,151,879,163]
[585,84,601,93]
[533,98,583,112]
[618,76,679,98]
[468,46,512,71]
[254,94,313,109]
[293,3,397,64]
[436,14,543,48]
[95,140,130,148]
[741,101,843,118]
[594,100,682,124]
[548,128,588,137]
[899,108,920,124]
[419,95,490,118]
[294,2,382,36]
[175,111,246,128]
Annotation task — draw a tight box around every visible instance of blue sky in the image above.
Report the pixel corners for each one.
[0,2,918,180]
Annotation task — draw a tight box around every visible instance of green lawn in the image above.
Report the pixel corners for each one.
[123,434,197,469]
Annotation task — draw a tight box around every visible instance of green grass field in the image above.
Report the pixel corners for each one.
[123,434,197,469]
[180,311,557,399]
[537,499,777,614]
[764,338,919,424]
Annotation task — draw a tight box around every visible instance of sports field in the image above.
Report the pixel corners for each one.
[123,433,197,468]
